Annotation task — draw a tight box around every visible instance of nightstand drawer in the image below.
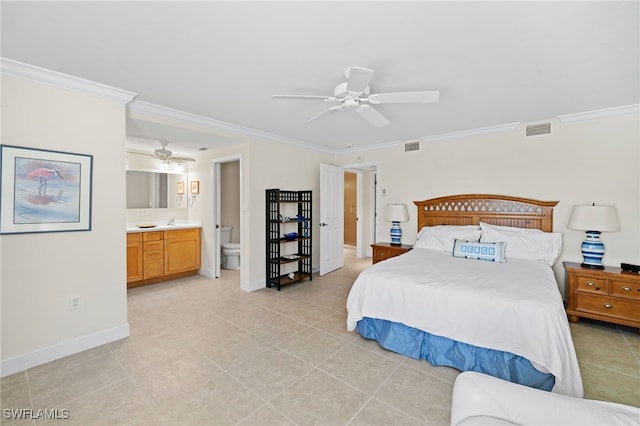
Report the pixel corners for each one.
[575,293,639,320]
[611,280,640,301]
[576,276,607,295]
[371,243,412,264]
[374,248,391,261]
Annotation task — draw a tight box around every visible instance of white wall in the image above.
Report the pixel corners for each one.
[1,75,130,374]
[333,114,640,294]
[187,140,332,290]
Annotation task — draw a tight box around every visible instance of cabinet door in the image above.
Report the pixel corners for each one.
[164,229,201,275]
[126,233,143,283]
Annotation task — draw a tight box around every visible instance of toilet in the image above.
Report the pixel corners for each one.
[220,226,240,270]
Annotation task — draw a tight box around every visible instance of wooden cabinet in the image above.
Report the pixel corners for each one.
[127,228,201,288]
[143,231,164,279]
[164,228,201,275]
[266,189,312,291]
[564,261,640,330]
[127,233,143,283]
[371,242,412,264]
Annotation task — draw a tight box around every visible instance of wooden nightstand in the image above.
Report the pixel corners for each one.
[564,261,640,330]
[371,242,412,264]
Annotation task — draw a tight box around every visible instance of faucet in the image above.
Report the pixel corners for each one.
[167,217,175,226]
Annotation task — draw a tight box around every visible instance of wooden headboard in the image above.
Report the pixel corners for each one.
[414,194,558,232]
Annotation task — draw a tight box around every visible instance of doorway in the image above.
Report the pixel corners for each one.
[212,155,242,280]
[344,171,357,247]
[342,162,379,259]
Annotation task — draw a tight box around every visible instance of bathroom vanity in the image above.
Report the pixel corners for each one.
[126,223,201,288]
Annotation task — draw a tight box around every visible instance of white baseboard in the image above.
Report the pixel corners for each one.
[0,323,130,377]
[198,267,213,278]
[242,278,265,292]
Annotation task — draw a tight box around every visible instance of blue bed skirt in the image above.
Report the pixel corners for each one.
[356,317,555,391]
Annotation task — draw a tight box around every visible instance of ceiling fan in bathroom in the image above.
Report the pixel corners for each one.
[130,140,196,163]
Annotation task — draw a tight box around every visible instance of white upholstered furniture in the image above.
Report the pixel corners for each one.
[451,372,640,426]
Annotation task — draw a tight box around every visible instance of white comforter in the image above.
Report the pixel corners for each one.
[346,248,583,397]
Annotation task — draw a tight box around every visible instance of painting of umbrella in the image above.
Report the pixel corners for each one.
[1,145,92,234]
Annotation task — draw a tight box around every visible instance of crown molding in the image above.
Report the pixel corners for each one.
[421,122,521,143]
[557,104,640,123]
[127,100,333,153]
[0,57,138,104]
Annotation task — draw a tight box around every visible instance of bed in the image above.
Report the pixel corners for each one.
[346,194,583,397]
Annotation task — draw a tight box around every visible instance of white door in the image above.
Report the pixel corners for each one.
[319,163,344,275]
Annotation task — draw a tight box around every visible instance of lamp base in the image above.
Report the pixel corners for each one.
[580,230,606,269]
[390,221,402,246]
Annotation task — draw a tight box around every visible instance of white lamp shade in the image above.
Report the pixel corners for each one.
[567,205,620,232]
[384,204,409,222]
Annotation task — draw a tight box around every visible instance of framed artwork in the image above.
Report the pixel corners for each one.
[0,145,93,234]
[177,181,185,195]
[190,180,200,194]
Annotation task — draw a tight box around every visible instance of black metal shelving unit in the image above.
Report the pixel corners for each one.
[266,189,312,291]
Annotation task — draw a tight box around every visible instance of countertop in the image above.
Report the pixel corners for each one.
[126,221,202,233]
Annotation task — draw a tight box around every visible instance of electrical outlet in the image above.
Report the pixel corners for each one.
[69,295,81,311]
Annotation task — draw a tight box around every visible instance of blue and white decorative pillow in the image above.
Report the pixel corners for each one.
[452,239,507,263]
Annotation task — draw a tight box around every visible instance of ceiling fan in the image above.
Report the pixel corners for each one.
[131,140,196,163]
[273,66,440,127]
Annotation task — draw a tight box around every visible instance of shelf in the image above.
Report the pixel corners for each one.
[274,236,310,243]
[266,189,312,291]
[278,272,311,286]
[279,254,311,264]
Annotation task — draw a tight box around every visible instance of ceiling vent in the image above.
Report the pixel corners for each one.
[404,141,420,152]
[525,122,551,137]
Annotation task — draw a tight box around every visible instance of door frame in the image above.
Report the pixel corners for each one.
[211,154,243,282]
[341,161,380,258]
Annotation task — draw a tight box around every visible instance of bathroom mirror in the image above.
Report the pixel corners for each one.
[126,170,188,209]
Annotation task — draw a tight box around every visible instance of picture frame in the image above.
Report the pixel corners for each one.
[0,145,93,234]
[190,180,200,194]
[177,181,185,195]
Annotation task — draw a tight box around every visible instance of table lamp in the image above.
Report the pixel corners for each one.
[384,204,409,246]
[567,204,620,269]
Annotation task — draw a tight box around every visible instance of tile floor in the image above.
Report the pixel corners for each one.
[2,248,639,425]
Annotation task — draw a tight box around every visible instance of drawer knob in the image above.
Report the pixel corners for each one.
[622,286,633,291]
[603,303,613,309]
[586,281,596,286]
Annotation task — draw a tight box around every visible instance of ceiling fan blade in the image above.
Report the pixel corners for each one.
[367,90,440,104]
[273,94,338,101]
[127,151,156,157]
[305,104,344,124]
[345,67,375,95]
[355,104,389,127]
[170,156,196,162]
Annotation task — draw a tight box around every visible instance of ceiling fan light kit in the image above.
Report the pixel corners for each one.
[273,66,440,127]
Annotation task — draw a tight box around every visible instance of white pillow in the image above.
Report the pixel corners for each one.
[415,225,482,252]
[479,222,562,266]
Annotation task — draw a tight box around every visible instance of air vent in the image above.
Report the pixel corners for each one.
[525,122,551,137]
[404,141,420,152]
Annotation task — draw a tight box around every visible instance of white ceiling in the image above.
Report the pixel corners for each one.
[2,1,638,155]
